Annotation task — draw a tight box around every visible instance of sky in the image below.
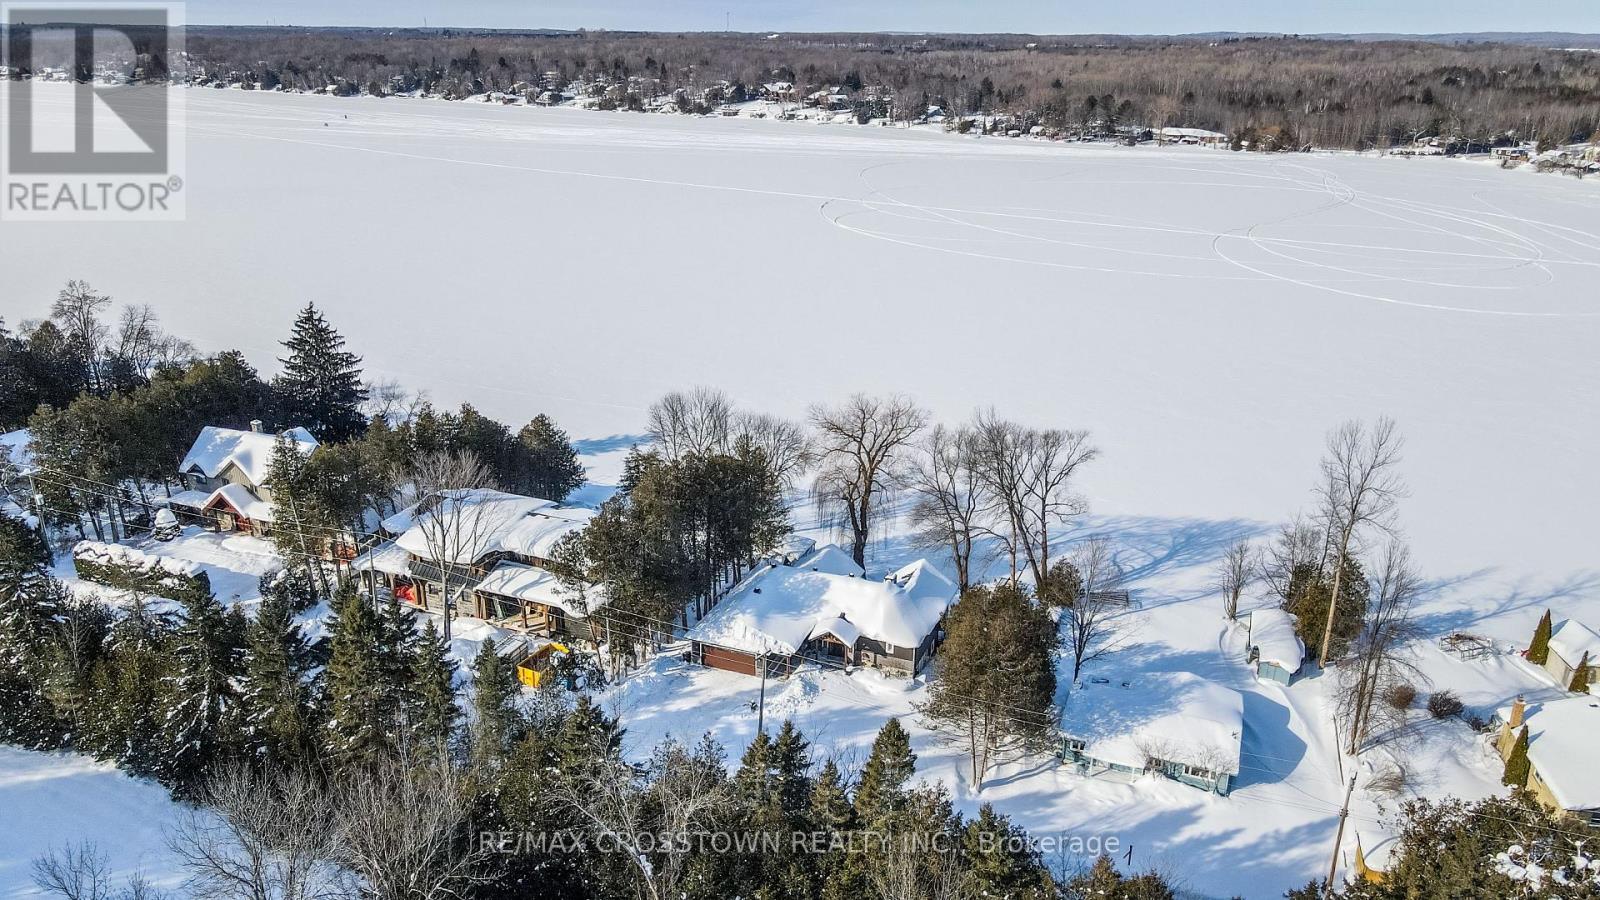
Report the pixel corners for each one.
[185,0,1600,35]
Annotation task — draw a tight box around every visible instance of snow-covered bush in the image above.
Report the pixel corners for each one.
[72,540,211,598]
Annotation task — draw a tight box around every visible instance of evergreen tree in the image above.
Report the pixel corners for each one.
[924,580,1058,790]
[273,303,368,442]
[40,590,111,745]
[406,619,460,762]
[551,694,622,781]
[1526,609,1553,665]
[961,804,1055,900]
[1501,725,1530,788]
[241,576,318,768]
[1567,651,1592,693]
[0,517,64,748]
[266,438,333,601]
[1065,855,1176,900]
[95,595,173,776]
[469,637,524,769]
[322,586,396,766]
[854,717,916,824]
[518,414,586,501]
[161,588,246,788]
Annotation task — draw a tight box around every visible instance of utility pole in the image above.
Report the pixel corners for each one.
[755,653,769,734]
[1325,773,1357,897]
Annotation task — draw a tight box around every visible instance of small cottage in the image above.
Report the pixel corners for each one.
[1542,619,1600,689]
[1060,672,1243,794]
[1246,608,1304,684]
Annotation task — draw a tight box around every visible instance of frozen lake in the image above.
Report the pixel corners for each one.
[3,88,1597,588]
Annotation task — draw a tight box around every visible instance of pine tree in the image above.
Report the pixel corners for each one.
[854,717,916,824]
[0,517,64,748]
[322,586,395,766]
[273,303,368,442]
[1502,725,1531,788]
[961,804,1056,900]
[97,596,173,776]
[406,619,460,762]
[1526,609,1553,665]
[551,694,621,781]
[1568,651,1592,693]
[518,414,586,501]
[241,577,318,768]
[161,589,246,788]
[469,638,524,769]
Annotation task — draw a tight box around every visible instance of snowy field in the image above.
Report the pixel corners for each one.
[4,87,1600,897]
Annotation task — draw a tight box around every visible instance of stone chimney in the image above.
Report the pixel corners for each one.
[1509,695,1526,729]
[249,419,264,434]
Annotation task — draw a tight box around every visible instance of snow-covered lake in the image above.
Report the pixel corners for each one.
[6,88,1595,591]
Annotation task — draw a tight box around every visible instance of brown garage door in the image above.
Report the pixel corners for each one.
[697,643,758,676]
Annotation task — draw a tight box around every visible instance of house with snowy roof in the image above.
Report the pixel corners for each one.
[686,548,957,678]
[351,488,599,641]
[166,421,318,536]
[1060,672,1243,795]
[1246,607,1304,684]
[1494,694,1600,827]
[1539,618,1600,690]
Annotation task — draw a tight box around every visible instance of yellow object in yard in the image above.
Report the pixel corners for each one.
[516,664,542,688]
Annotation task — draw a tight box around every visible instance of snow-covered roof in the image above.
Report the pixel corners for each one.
[349,540,412,577]
[1159,126,1227,140]
[178,425,317,487]
[792,543,865,577]
[1,429,34,475]
[688,558,956,657]
[1248,607,1305,672]
[207,482,274,522]
[1062,672,1244,776]
[1548,619,1600,667]
[472,560,603,618]
[1497,695,1600,810]
[386,489,592,566]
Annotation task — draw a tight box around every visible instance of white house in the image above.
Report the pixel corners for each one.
[1157,126,1228,146]
[1246,608,1304,684]
[687,549,957,678]
[352,488,599,640]
[166,422,318,535]
[1542,619,1600,688]
[1060,671,1243,794]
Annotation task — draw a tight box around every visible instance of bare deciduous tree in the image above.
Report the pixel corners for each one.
[50,280,111,391]
[403,449,504,642]
[731,410,812,489]
[647,387,733,460]
[167,763,345,900]
[1314,418,1406,667]
[334,756,488,900]
[363,378,425,426]
[970,411,1097,586]
[32,842,112,900]
[555,738,733,900]
[906,424,991,592]
[1062,536,1122,682]
[1336,540,1428,756]
[1259,515,1324,604]
[809,394,928,567]
[1217,537,1255,621]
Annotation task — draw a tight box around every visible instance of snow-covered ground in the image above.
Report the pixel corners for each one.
[0,748,188,897]
[4,86,1599,897]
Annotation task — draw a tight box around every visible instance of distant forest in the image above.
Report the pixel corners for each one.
[28,26,1600,149]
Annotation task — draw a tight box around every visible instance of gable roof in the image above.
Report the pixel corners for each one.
[178,425,317,487]
[792,543,865,578]
[687,558,957,657]
[1497,694,1600,810]
[389,489,590,566]
[1548,619,1600,668]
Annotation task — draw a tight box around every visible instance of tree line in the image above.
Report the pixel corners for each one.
[150,28,1600,150]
